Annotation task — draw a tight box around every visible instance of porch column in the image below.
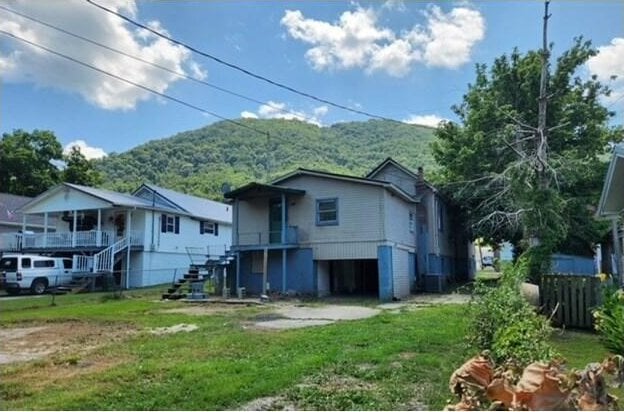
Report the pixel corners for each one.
[615,218,624,286]
[43,212,48,247]
[126,210,132,289]
[22,214,26,232]
[262,247,268,294]
[96,209,102,246]
[234,198,240,245]
[280,193,286,244]
[236,251,240,289]
[72,210,77,247]
[282,249,287,293]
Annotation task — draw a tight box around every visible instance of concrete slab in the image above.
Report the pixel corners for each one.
[276,305,380,321]
[255,319,334,329]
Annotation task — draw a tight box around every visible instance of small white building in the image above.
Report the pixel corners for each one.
[0,183,232,288]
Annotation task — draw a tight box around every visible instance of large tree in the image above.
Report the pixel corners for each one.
[63,145,103,187]
[0,129,64,196]
[432,37,620,276]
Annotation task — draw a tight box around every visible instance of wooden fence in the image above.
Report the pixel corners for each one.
[540,274,603,329]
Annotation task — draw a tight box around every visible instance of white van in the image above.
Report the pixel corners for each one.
[0,254,73,295]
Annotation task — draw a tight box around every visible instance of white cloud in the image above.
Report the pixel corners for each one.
[403,114,447,127]
[0,0,205,110]
[281,4,484,76]
[241,101,328,126]
[587,37,624,107]
[64,140,108,160]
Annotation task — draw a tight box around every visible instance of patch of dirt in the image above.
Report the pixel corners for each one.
[276,305,380,321]
[150,323,198,335]
[398,351,417,360]
[240,395,298,411]
[0,321,136,365]
[159,305,232,316]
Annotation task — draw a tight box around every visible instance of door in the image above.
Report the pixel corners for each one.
[269,197,284,244]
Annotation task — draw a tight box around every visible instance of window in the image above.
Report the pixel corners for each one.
[316,198,338,226]
[161,214,180,234]
[34,259,55,268]
[21,258,31,269]
[409,212,415,233]
[200,221,219,236]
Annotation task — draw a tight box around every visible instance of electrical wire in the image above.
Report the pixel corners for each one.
[0,4,319,124]
[85,0,400,123]
[0,30,269,138]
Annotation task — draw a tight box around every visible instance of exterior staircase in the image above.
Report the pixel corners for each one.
[161,249,236,300]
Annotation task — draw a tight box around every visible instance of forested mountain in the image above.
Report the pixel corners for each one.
[97,119,438,200]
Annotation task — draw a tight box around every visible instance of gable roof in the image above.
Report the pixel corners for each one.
[366,157,436,191]
[136,183,231,223]
[597,144,624,217]
[20,183,231,224]
[0,193,56,228]
[224,182,306,200]
[272,168,419,203]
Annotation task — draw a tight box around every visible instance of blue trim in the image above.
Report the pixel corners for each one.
[316,198,339,226]
[378,245,394,301]
[408,252,417,292]
[282,249,287,292]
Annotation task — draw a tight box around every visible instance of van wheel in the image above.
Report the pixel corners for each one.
[30,278,48,295]
[6,288,20,296]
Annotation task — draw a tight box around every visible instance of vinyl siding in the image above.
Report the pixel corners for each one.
[370,163,417,196]
[383,190,417,248]
[280,175,386,260]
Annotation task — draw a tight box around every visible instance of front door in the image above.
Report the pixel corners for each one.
[269,198,284,244]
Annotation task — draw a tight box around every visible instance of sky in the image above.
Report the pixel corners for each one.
[0,0,622,159]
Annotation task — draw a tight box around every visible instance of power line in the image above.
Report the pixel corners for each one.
[0,30,269,138]
[85,0,400,123]
[0,4,318,124]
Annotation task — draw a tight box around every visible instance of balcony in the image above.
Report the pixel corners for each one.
[0,230,144,252]
[235,226,299,250]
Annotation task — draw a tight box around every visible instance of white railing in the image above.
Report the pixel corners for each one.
[73,255,94,272]
[94,237,129,273]
[0,230,145,251]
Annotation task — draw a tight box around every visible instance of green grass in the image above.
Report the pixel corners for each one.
[0,289,618,410]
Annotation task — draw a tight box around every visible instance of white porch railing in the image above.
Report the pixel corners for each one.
[73,255,94,272]
[94,237,129,273]
[0,230,145,251]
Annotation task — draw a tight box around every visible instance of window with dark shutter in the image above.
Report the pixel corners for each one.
[174,216,180,234]
[214,223,219,236]
[161,214,166,233]
[199,221,204,234]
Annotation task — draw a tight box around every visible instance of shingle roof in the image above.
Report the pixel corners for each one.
[0,193,56,228]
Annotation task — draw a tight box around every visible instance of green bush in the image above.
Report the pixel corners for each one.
[594,287,624,356]
[467,258,557,366]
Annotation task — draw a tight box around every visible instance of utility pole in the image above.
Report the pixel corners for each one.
[529,0,551,249]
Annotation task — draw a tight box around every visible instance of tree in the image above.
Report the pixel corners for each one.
[432,33,620,279]
[0,129,63,196]
[63,145,103,186]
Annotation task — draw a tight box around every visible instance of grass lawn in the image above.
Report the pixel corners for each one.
[0,288,618,410]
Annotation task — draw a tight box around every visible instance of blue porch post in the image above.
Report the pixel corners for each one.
[282,249,287,293]
[281,193,287,293]
[236,252,240,289]
[378,245,394,301]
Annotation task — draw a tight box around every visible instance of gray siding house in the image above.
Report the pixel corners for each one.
[225,159,470,301]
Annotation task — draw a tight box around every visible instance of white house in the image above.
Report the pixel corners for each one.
[0,183,232,288]
[225,158,470,301]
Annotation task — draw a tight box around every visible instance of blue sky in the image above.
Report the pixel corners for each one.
[1,0,622,159]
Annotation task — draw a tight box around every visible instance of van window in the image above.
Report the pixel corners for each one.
[33,259,55,268]
[0,257,18,271]
[22,258,31,269]
[63,259,73,269]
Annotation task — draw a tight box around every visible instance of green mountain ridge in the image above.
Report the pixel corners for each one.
[97,118,438,200]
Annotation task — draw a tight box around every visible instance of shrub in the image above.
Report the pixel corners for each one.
[467,258,557,366]
[594,287,624,356]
